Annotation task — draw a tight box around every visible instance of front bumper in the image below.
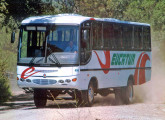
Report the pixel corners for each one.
[17,75,79,89]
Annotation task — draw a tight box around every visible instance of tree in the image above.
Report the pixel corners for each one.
[2,0,55,29]
[152,0,165,31]
[123,0,165,31]
[0,0,7,25]
[107,0,132,19]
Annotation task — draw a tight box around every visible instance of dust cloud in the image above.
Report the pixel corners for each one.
[134,40,165,103]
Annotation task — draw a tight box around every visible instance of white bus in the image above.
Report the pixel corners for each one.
[11,14,151,107]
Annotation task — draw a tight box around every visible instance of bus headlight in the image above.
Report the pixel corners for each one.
[26,79,31,83]
[65,79,71,83]
[59,80,64,83]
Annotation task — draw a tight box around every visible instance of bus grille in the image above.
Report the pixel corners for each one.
[33,79,57,85]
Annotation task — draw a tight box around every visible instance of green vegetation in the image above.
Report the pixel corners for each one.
[0,50,11,103]
[0,0,164,103]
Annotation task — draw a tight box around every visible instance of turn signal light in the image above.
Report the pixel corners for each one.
[72,78,77,82]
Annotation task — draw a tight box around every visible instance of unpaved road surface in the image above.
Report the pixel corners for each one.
[0,93,165,120]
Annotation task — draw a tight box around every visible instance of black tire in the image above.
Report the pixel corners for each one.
[34,89,47,108]
[114,88,123,105]
[75,90,82,107]
[115,80,134,105]
[77,82,95,107]
[87,82,95,106]
[122,80,134,104]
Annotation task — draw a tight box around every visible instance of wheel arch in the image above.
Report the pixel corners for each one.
[89,76,98,93]
[128,74,135,85]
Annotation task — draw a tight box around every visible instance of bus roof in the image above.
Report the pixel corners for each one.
[96,18,150,26]
[21,14,91,25]
[22,14,150,26]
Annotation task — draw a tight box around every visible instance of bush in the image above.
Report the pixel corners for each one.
[0,52,11,104]
[0,74,11,103]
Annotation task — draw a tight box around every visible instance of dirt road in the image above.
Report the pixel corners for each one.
[0,92,165,120]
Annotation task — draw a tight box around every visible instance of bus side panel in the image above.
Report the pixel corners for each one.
[80,50,151,90]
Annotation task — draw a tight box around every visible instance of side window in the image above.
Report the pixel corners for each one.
[123,25,133,49]
[143,26,151,50]
[103,23,114,49]
[81,29,90,51]
[114,24,122,49]
[93,22,102,49]
[81,28,91,64]
[134,26,142,49]
[21,30,28,58]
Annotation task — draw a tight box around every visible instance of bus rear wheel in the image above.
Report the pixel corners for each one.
[123,80,134,104]
[34,89,47,108]
[114,88,123,105]
[115,80,134,105]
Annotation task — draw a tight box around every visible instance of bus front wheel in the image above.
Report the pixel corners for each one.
[77,82,95,107]
[34,89,47,108]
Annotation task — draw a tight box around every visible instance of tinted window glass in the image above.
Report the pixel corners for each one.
[122,25,133,49]
[114,24,122,49]
[103,23,114,49]
[134,26,142,49]
[93,22,102,49]
[143,26,151,50]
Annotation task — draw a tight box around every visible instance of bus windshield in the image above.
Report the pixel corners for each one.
[18,25,79,66]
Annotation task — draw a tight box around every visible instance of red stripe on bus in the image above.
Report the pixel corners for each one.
[94,51,111,74]
[139,54,150,84]
[134,52,145,85]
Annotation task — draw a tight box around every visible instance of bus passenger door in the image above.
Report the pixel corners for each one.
[80,28,91,64]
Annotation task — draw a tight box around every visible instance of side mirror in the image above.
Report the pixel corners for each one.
[11,32,15,43]
[83,30,88,41]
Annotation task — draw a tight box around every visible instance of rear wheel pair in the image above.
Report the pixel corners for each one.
[115,80,134,105]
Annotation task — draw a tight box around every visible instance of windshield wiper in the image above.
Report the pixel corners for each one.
[29,49,43,67]
[47,47,62,67]
[29,57,35,67]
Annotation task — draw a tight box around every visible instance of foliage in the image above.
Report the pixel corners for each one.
[1,0,55,29]
[151,0,165,31]
[123,0,165,31]
[0,27,17,71]
[75,0,114,17]
[0,0,7,26]
[53,0,75,13]
[0,50,11,103]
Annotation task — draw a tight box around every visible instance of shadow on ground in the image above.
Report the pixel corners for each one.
[0,93,120,111]
[0,92,144,111]
[0,93,34,111]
